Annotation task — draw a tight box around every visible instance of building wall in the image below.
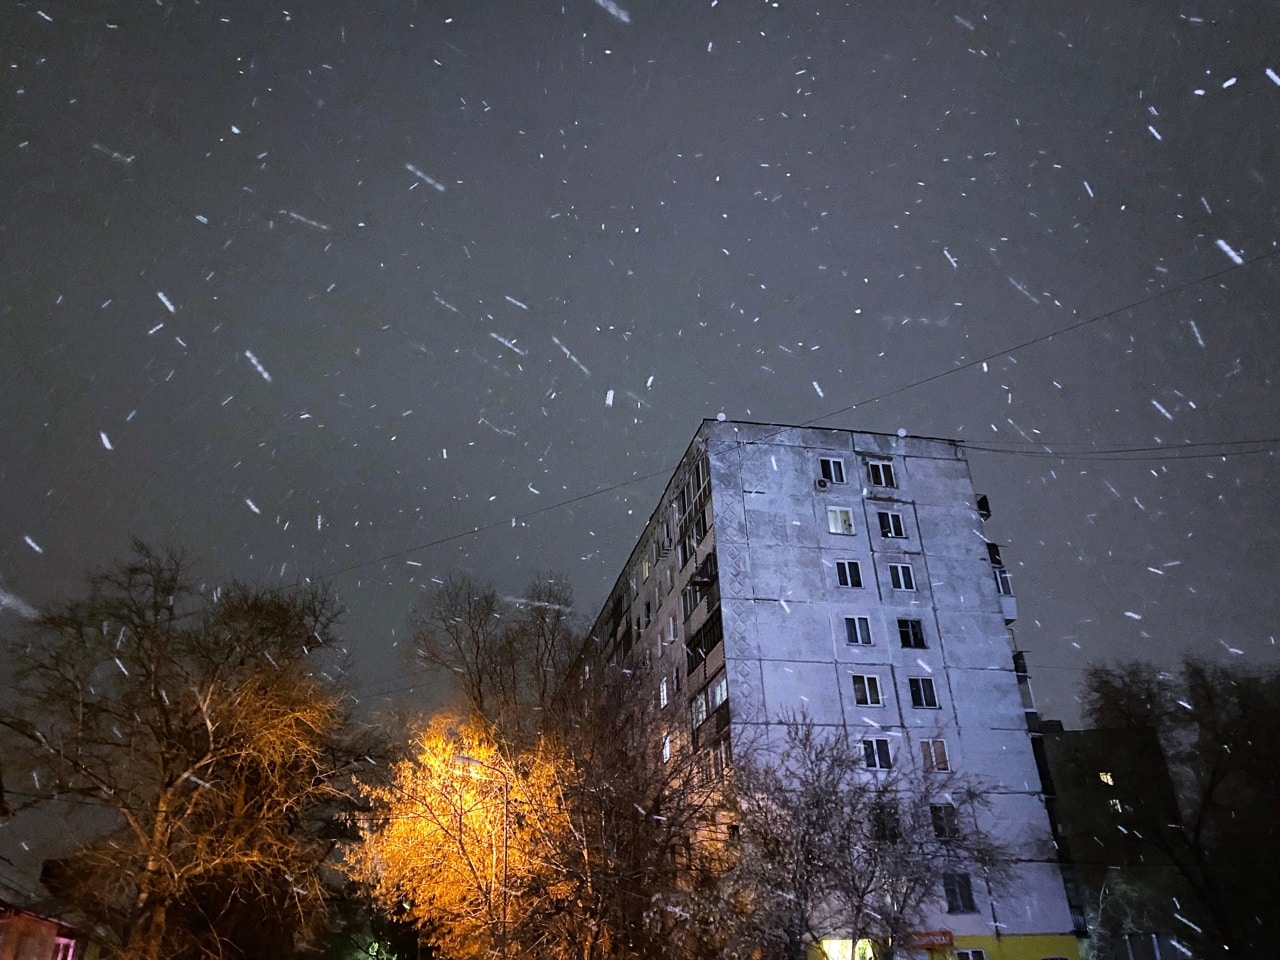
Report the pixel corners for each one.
[589,419,1079,954]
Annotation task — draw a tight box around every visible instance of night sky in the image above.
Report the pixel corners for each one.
[2,0,1278,885]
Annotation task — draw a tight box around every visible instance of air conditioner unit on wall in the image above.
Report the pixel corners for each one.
[815,477,831,491]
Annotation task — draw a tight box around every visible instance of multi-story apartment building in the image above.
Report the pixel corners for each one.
[589,419,1082,960]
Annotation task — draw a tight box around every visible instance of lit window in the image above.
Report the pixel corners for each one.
[828,507,855,535]
[659,677,668,709]
[845,616,872,645]
[866,460,897,488]
[921,739,950,772]
[877,511,906,538]
[691,692,707,728]
[852,674,883,706]
[862,738,892,769]
[909,677,940,709]
[836,560,862,588]
[889,563,915,591]
[1110,798,1123,813]
[709,673,729,710]
[661,733,671,763]
[1098,771,1114,786]
[819,457,846,484]
[898,618,926,648]
[943,872,977,913]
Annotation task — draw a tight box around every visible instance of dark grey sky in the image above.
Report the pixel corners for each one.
[2,0,1277,830]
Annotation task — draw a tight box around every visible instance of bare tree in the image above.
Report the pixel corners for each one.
[1080,659,1280,959]
[0,541,370,960]
[410,574,579,747]
[362,576,729,960]
[726,716,1010,960]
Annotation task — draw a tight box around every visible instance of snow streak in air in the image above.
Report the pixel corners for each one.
[23,535,43,554]
[489,333,527,356]
[244,350,273,382]
[504,295,528,310]
[279,210,331,232]
[157,291,176,314]
[245,499,261,515]
[0,587,38,619]
[100,431,114,450]
[593,0,631,24]
[552,336,591,376]
[405,163,447,192]
[1214,239,1244,265]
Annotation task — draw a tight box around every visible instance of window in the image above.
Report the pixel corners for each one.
[852,674,883,706]
[909,677,940,709]
[921,739,950,772]
[943,872,977,913]
[931,803,959,840]
[659,677,669,708]
[888,563,915,591]
[1098,771,1114,786]
[709,673,729,710]
[898,618,926,648]
[877,511,905,538]
[661,733,671,763]
[866,460,897,488]
[993,565,1014,596]
[836,561,862,588]
[828,507,855,535]
[1109,798,1123,814]
[862,738,892,769]
[708,737,732,779]
[956,951,987,960]
[691,692,707,728]
[820,457,846,484]
[844,616,872,645]
[872,802,901,842]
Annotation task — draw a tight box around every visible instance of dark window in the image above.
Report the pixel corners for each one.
[836,561,862,588]
[867,460,897,488]
[872,802,901,842]
[878,511,906,538]
[898,618,927,648]
[852,674,883,706]
[845,616,872,645]
[909,677,940,709]
[944,872,977,913]
[863,738,892,769]
[931,803,959,840]
[820,458,846,484]
[889,563,915,591]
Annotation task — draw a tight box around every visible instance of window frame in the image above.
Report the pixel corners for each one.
[844,615,872,646]
[909,676,940,709]
[827,506,856,535]
[898,618,927,649]
[888,562,916,591]
[659,676,669,709]
[819,457,846,484]
[862,737,893,769]
[931,802,959,840]
[943,872,977,913]
[921,738,950,772]
[956,950,987,960]
[877,510,906,538]
[851,674,884,707]
[836,560,863,588]
[866,459,898,488]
